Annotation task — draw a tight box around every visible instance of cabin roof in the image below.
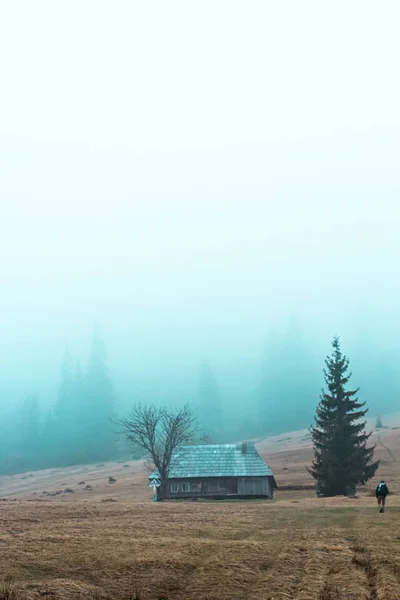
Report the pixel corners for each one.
[150,443,275,479]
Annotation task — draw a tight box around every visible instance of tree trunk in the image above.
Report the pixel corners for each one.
[157,481,166,501]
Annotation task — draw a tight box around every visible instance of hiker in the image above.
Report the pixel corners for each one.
[376,480,389,513]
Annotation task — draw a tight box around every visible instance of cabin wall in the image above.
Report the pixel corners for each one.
[167,477,238,499]
[238,477,271,497]
[166,476,272,499]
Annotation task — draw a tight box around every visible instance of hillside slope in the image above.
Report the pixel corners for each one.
[1,414,400,501]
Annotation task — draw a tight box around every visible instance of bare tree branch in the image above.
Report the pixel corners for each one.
[114,403,196,499]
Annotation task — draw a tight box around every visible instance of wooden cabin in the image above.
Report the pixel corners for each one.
[149,442,277,500]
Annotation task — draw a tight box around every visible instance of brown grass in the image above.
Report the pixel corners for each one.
[1,495,400,599]
[2,419,400,599]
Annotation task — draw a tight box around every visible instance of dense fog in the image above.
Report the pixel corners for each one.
[1,135,399,473]
[1,2,399,473]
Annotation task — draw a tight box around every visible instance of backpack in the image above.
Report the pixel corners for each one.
[376,483,388,497]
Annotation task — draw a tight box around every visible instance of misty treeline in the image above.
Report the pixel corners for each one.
[0,321,395,475]
[0,335,119,474]
[199,323,322,442]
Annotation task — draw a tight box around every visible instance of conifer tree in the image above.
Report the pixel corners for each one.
[39,409,57,468]
[309,337,379,496]
[258,327,281,434]
[259,321,317,435]
[71,360,86,460]
[20,395,41,468]
[83,332,116,462]
[198,361,223,442]
[54,350,77,464]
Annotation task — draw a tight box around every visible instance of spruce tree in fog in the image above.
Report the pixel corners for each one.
[309,337,379,496]
[198,361,223,442]
[258,328,282,434]
[71,360,86,459]
[20,395,41,468]
[40,410,57,467]
[259,321,317,435]
[54,350,77,464]
[83,333,116,462]
[51,337,116,466]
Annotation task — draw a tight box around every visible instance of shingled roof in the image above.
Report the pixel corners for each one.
[150,442,275,480]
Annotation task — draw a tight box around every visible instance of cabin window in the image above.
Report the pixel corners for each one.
[170,483,179,493]
[182,482,190,492]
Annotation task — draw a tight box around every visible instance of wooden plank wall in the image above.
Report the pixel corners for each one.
[167,477,272,498]
[238,477,271,496]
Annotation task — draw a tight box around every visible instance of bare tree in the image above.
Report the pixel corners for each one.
[115,403,196,499]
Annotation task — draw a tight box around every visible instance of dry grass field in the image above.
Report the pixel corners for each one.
[2,495,400,600]
[1,417,400,600]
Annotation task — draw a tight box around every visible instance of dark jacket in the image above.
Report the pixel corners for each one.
[376,483,389,497]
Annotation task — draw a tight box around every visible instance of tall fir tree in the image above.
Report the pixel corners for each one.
[39,409,57,467]
[198,361,223,442]
[54,350,77,464]
[20,395,41,469]
[83,332,117,462]
[258,326,281,434]
[259,320,318,435]
[71,360,86,461]
[308,337,379,496]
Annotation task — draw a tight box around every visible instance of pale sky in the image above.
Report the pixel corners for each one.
[0,1,399,411]
[1,1,399,154]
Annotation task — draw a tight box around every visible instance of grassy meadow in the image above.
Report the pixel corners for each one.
[1,423,400,599]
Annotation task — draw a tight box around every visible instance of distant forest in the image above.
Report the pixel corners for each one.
[0,335,120,474]
[0,326,394,475]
